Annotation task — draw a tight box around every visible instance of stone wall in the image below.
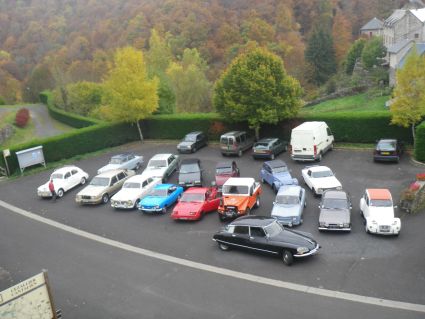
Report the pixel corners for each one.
[0,125,14,144]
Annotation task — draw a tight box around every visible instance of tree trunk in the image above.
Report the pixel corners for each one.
[254,126,260,141]
[60,86,68,111]
[412,123,416,144]
[136,121,144,143]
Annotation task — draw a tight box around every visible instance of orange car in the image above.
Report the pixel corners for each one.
[218,177,262,221]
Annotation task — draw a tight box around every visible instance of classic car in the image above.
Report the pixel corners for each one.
[271,185,306,227]
[373,139,404,163]
[360,188,401,235]
[213,216,320,266]
[171,187,220,221]
[37,166,89,198]
[260,159,298,193]
[140,153,179,182]
[217,177,262,221]
[301,165,342,197]
[76,169,134,205]
[110,175,161,209]
[138,184,184,214]
[252,138,288,160]
[215,161,240,189]
[177,131,208,153]
[97,153,143,175]
[178,158,202,188]
[318,190,351,231]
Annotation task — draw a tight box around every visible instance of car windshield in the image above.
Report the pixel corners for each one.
[148,160,167,168]
[184,135,196,142]
[276,195,299,205]
[51,173,63,179]
[180,163,199,173]
[272,166,288,174]
[378,141,396,150]
[149,188,168,197]
[216,167,232,175]
[222,185,249,195]
[312,170,333,178]
[110,157,124,164]
[180,193,205,202]
[370,199,393,207]
[323,198,349,209]
[254,142,269,149]
[264,221,283,237]
[90,177,110,187]
[123,182,141,189]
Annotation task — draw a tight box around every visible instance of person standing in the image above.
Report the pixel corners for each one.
[48,179,57,201]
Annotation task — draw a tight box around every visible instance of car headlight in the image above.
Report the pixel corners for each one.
[297,247,309,254]
[317,188,323,193]
[343,223,350,228]
[372,220,377,225]
[292,217,297,221]
[336,186,342,190]
[127,200,133,206]
[392,220,398,225]
[155,205,160,209]
[195,180,201,184]
[189,212,196,215]
[319,221,327,227]
[339,223,344,227]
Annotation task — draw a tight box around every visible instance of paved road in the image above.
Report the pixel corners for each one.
[0,142,424,316]
[0,205,423,319]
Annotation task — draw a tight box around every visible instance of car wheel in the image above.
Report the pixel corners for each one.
[134,199,140,209]
[365,224,370,233]
[162,206,167,214]
[218,214,226,222]
[135,163,141,171]
[317,152,322,162]
[80,177,87,185]
[57,188,64,198]
[312,188,318,197]
[218,243,230,251]
[261,177,265,184]
[254,196,260,208]
[304,200,307,208]
[270,153,275,160]
[237,149,243,157]
[192,147,196,153]
[282,250,293,266]
[360,209,364,217]
[272,184,278,194]
[284,145,288,152]
[102,194,109,204]
[330,143,334,151]
[199,211,204,220]
[246,208,251,216]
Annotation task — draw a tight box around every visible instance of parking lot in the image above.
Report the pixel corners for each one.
[1,141,424,304]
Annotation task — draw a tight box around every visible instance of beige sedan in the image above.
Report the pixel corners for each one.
[76,169,135,205]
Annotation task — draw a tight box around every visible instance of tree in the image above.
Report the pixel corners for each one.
[332,11,352,65]
[305,28,337,85]
[390,48,425,141]
[361,36,386,69]
[101,47,159,141]
[213,48,302,140]
[345,38,366,75]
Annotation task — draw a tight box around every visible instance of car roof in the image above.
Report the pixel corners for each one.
[305,165,330,172]
[265,159,287,168]
[378,139,397,143]
[53,166,79,174]
[221,131,244,137]
[224,177,255,186]
[323,190,348,199]
[96,169,126,178]
[150,154,173,160]
[216,161,234,168]
[181,158,200,165]
[277,185,301,196]
[125,175,157,183]
[185,131,202,136]
[230,215,275,227]
[367,189,392,200]
[256,138,276,144]
[154,183,176,190]
[111,153,134,159]
[184,187,208,194]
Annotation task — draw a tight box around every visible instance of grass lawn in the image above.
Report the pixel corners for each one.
[0,110,36,148]
[300,93,390,115]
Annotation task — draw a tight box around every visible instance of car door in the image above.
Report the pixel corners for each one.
[112,172,127,194]
[142,178,155,198]
[360,192,370,218]
[276,139,285,154]
[304,170,313,189]
[62,171,72,191]
[126,154,135,169]
[70,169,80,188]
[300,188,305,216]
[204,189,220,212]
[232,162,239,177]
[248,227,274,254]
[263,164,273,185]
[230,225,250,248]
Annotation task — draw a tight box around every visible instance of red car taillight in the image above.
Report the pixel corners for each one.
[314,145,317,156]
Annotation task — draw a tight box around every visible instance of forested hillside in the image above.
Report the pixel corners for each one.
[0,0,407,104]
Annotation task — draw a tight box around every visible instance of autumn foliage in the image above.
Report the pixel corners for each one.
[15,108,30,128]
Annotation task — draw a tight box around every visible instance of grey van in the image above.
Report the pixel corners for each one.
[220,131,254,157]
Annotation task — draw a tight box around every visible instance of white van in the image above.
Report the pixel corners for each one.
[290,121,334,162]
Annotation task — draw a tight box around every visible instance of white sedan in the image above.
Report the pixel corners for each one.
[360,188,401,236]
[110,175,161,209]
[37,166,89,198]
[301,165,342,196]
[97,153,143,175]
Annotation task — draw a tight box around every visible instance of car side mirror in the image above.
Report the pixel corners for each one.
[318,205,321,209]
[273,201,276,205]
[211,181,216,187]
[394,205,398,209]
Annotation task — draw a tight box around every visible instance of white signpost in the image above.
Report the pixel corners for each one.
[0,271,58,319]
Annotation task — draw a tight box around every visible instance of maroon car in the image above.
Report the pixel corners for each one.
[215,161,240,189]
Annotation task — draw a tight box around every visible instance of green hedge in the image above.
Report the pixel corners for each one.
[415,121,425,162]
[0,122,139,175]
[39,91,103,128]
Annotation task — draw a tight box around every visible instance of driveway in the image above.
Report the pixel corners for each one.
[0,142,424,306]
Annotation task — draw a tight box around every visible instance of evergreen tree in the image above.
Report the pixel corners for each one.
[345,38,366,75]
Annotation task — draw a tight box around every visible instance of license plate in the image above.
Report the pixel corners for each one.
[381,152,390,155]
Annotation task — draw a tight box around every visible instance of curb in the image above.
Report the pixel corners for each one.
[410,157,425,167]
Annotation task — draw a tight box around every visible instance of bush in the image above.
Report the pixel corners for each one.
[415,121,425,162]
[416,173,425,181]
[15,108,30,128]
[0,96,5,105]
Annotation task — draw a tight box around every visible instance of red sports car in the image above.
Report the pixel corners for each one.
[171,187,220,221]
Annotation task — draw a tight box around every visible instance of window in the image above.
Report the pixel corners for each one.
[250,227,266,237]
[236,136,241,144]
[142,181,148,187]
[110,176,118,185]
[64,172,71,179]
[168,156,175,165]
[128,154,135,160]
[327,127,332,136]
[117,172,126,180]
[234,226,249,235]
[415,33,419,39]
[71,169,78,175]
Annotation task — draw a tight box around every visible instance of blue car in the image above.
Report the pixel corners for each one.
[271,185,306,227]
[138,184,184,213]
[260,160,298,193]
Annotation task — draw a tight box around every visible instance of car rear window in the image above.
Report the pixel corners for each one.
[221,137,234,145]
[184,135,197,142]
[377,141,396,150]
[254,142,269,149]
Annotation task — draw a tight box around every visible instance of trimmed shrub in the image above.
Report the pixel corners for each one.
[415,121,425,162]
[15,108,30,128]
[0,96,5,105]
[40,91,102,128]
